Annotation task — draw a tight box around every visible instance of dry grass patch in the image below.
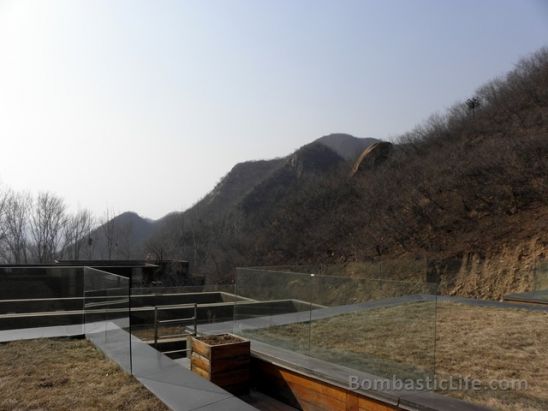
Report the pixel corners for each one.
[248,301,548,411]
[0,338,168,411]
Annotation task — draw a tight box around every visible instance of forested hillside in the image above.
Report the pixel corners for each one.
[8,49,543,299]
[143,48,547,296]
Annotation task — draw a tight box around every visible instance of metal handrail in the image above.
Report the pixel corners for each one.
[84,298,130,308]
[158,316,196,325]
[163,348,192,355]
[156,332,192,340]
[153,303,198,348]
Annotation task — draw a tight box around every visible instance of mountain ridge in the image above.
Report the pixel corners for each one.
[91,48,547,299]
[89,133,378,259]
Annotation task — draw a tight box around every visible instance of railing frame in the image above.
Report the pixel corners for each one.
[153,303,198,354]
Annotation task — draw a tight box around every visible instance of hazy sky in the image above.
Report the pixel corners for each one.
[1,0,547,219]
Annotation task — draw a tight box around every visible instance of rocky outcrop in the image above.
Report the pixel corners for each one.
[351,142,393,175]
[316,133,378,161]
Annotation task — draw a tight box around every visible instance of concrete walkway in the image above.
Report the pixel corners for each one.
[0,323,83,342]
[86,321,257,411]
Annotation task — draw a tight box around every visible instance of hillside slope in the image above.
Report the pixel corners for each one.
[85,211,155,259]
[142,135,377,272]
[88,135,376,262]
[134,49,547,297]
[191,158,286,220]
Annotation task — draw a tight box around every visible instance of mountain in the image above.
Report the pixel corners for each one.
[85,211,155,260]
[191,158,285,220]
[89,134,377,261]
[112,211,155,251]
[315,133,379,161]
[140,134,379,276]
[189,134,377,220]
[102,48,548,298]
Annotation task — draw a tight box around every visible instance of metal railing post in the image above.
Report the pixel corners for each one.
[153,306,159,348]
[193,303,198,336]
[103,303,108,343]
[149,303,201,356]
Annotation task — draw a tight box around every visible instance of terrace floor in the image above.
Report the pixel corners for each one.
[3,285,547,411]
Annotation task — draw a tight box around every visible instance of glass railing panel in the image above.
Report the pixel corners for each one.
[0,265,83,302]
[534,258,548,297]
[251,257,429,286]
[233,262,548,409]
[83,267,131,373]
[309,274,438,384]
[0,266,84,336]
[233,268,312,355]
[233,266,438,388]
[129,284,237,341]
[131,283,236,295]
[128,282,238,394]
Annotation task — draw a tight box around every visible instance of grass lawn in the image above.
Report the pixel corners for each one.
[247,301,548,411]
[0,338,168,411]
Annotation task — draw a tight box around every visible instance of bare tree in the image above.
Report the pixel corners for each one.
[0,188,7,219]
[465,96,481,119]
[61,209,94,260]
[2,192,31,264]
[0,188,9,263]
[144,213,187,262]
[30,192,67,263]
[100,209,118,260]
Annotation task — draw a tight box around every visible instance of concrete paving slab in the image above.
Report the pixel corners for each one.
[0,323,83,342]
[191,396,258,411]
[86,321,256,410]
[137,377,232,411]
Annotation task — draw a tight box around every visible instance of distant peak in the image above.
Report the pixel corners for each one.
[114,211,154,223]
[315,133,379,161]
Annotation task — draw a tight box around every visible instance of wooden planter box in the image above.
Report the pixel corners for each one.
[191,334,250,394]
